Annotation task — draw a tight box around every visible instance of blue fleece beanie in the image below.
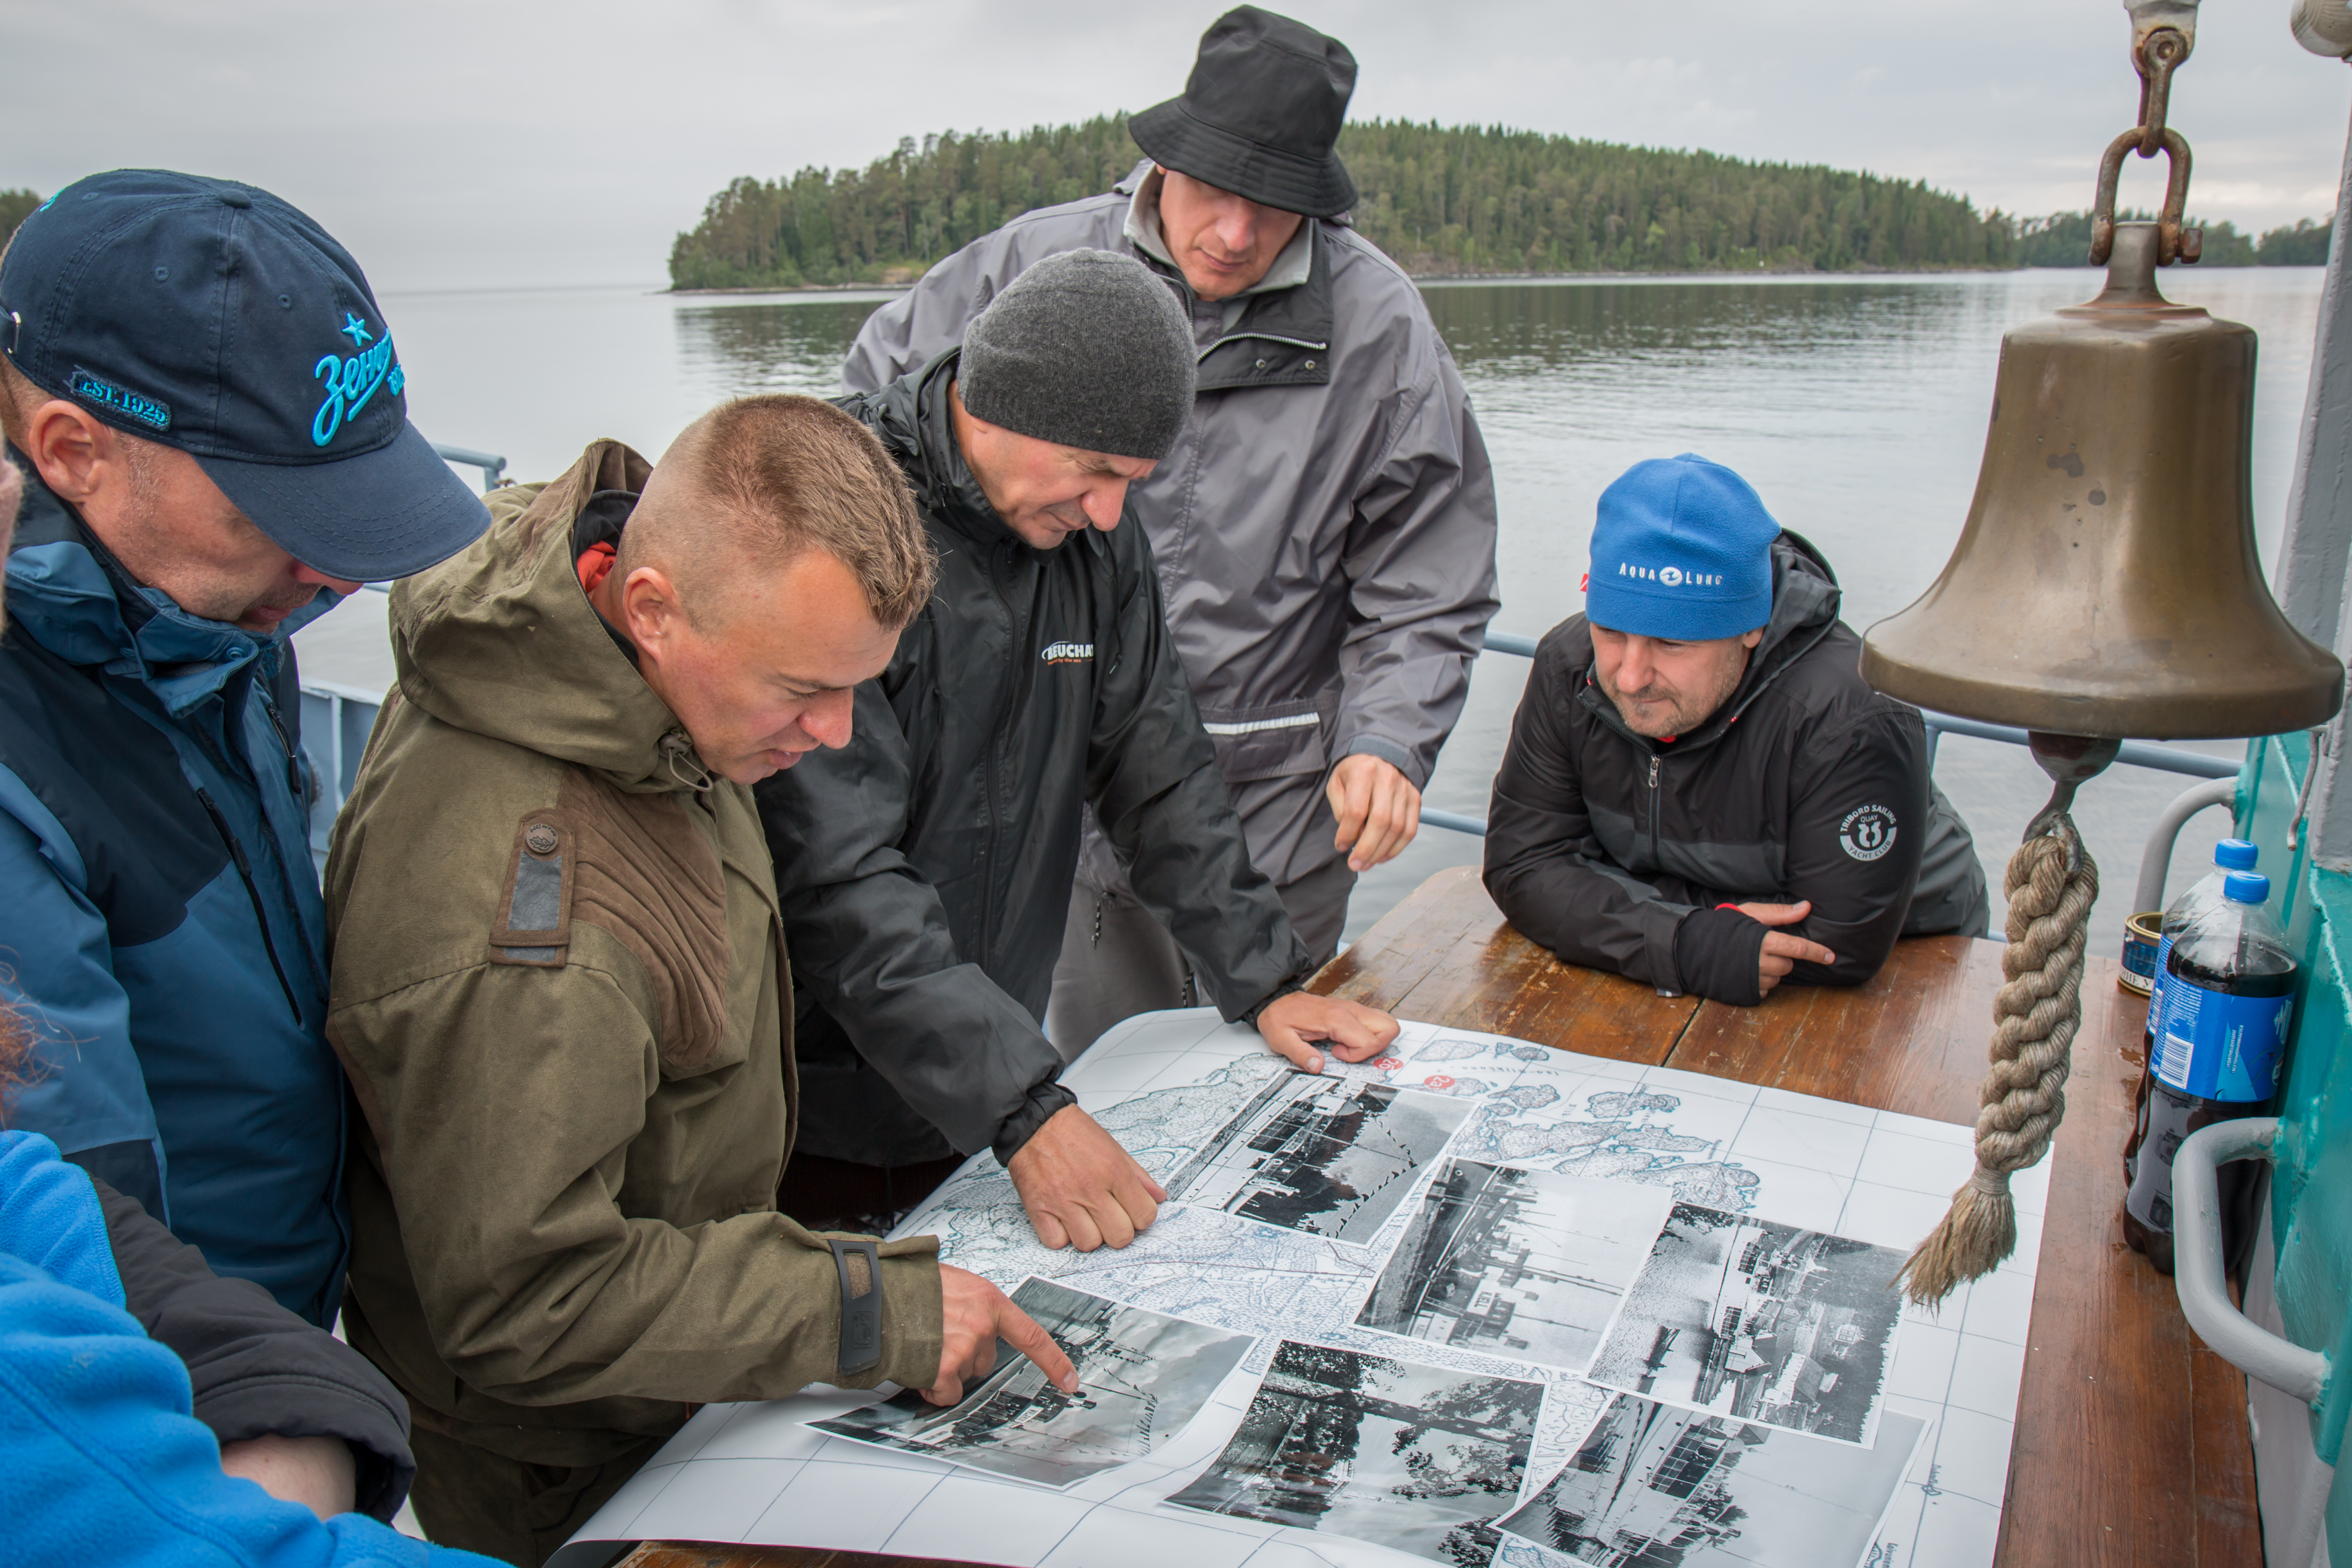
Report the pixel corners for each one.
[1583,454,1780,641]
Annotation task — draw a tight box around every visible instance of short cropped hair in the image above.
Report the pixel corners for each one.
[0,353,42,450]
[635,394,933,631]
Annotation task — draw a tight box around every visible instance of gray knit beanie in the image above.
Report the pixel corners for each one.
[958,249,1196,461]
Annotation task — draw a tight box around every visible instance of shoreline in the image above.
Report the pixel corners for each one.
[661,262,2103,298]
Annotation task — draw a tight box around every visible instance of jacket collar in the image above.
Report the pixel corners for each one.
[3,444,329,715]
[860,352,1024,553]
[1577,531,1844,753]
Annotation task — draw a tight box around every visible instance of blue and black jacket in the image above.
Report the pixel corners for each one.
[0,1129,492,1565]
[0,448,346,1324]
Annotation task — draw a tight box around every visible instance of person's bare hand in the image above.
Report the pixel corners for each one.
[1326,755,1422,871]
[1257,991,1400,1073]
[925,1264,1079,1406]
[1005,1105,1166,1251]
[1735,900,1838,996]
[218,1433,356,1521]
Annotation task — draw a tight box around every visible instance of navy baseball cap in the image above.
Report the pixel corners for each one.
[0,169,485,582]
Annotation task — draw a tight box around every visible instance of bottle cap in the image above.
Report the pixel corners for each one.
[2215,839,2259,871]
[2223,871,2270,904]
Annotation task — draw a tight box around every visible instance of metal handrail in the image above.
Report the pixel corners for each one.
[1424,632,2245,837]
[432,443,508,493]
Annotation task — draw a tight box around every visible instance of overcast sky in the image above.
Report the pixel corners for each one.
[6,0,2348,292]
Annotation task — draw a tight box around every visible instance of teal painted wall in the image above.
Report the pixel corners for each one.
[2241,732,2352,1556]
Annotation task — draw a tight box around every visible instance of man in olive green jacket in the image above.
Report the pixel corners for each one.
[324,398,1073,1566]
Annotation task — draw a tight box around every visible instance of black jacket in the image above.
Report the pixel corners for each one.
[1483,533,1989,1004]
[757,354,1313,1167]
[91,1178,414,1520]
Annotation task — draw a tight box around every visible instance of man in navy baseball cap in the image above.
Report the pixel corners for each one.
[1482,453,1990,1009]
[0,170,485,1462]
[1,169,484,605]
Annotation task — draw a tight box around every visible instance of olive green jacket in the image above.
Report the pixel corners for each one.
[325,440,941,1467]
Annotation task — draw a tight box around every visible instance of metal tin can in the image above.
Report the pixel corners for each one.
[2120,909,2162,995]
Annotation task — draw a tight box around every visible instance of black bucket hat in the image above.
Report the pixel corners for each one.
[1128,7,1358,219]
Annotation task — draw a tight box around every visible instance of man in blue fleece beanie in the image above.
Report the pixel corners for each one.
[1483,454,1989,1005]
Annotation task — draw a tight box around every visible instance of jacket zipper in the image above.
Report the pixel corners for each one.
[1203,330,1330,360]
[260,689,305,802]
[1647,754,1662,866]
[978,541,1016,967]
[195,787,302,1023]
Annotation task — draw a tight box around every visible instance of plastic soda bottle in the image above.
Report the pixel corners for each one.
[2125,840,2258,1196]
[2123,871,2297,1275]
[2141,838,2259,1061]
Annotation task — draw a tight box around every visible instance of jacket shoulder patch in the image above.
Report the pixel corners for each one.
[555,768,731,1072]
[490,809,574,966]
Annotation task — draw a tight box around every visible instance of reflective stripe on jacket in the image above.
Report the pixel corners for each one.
[0,448,347,1325]
[843,163,1500,888]
[1483,533,1991,994]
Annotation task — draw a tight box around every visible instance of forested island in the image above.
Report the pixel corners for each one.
[664,116,2331,291]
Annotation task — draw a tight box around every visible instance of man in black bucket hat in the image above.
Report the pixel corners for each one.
[846,7,1499,1060]
[1125,4,1359,219]
[0,169,486,1353]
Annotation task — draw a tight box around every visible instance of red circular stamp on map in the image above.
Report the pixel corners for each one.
[1373,1057,1402,1072]
[1422,1074,1455,1090]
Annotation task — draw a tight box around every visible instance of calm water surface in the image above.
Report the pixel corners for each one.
[380,267,2328,957]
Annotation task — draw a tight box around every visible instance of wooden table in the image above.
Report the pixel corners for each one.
[625,866,2258,1568]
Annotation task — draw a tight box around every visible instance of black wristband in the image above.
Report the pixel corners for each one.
[1670,906,1771,1006]
[828,1238,883,1380]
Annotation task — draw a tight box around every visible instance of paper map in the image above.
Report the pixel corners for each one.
[553,1008,2047,1568]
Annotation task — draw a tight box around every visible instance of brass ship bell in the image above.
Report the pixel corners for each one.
[1861,220,2344,741]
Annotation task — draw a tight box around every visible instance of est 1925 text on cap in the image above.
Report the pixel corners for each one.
[0,169,486,583]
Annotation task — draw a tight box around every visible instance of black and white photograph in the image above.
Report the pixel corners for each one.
[1166,1339,1543,1566]
[809,1278,1255,1489]
[1497,1393,1928,1568]
[1161,1072,1473,1244]
[1587,1204,1908,1447]
[1355,1159,1675,1372]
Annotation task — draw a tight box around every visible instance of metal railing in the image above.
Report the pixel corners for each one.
[1417,631,2243,838]
[433,444,508,493]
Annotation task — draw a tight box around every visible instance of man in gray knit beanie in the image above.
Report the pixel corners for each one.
[758,244,1398,1254]
[958,248,1195,465]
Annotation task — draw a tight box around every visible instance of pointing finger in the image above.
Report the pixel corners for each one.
[996,1305,1079,1394]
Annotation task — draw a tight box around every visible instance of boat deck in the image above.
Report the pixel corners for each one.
[621,865,2259,1568]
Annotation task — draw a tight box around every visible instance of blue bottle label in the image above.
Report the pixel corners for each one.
[2154,982,2293,1102]
[2146,932,2176,1026]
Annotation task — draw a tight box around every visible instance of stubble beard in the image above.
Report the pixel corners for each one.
[1606,659,1748,740]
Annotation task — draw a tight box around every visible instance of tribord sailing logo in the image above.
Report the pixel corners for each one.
[311,310,405,446]
[1838,803,1898,862]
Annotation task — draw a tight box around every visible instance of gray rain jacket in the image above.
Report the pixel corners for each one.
[1483,533,1990,1004]
[843,163,1499,892]
[755,355,1313,1168]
